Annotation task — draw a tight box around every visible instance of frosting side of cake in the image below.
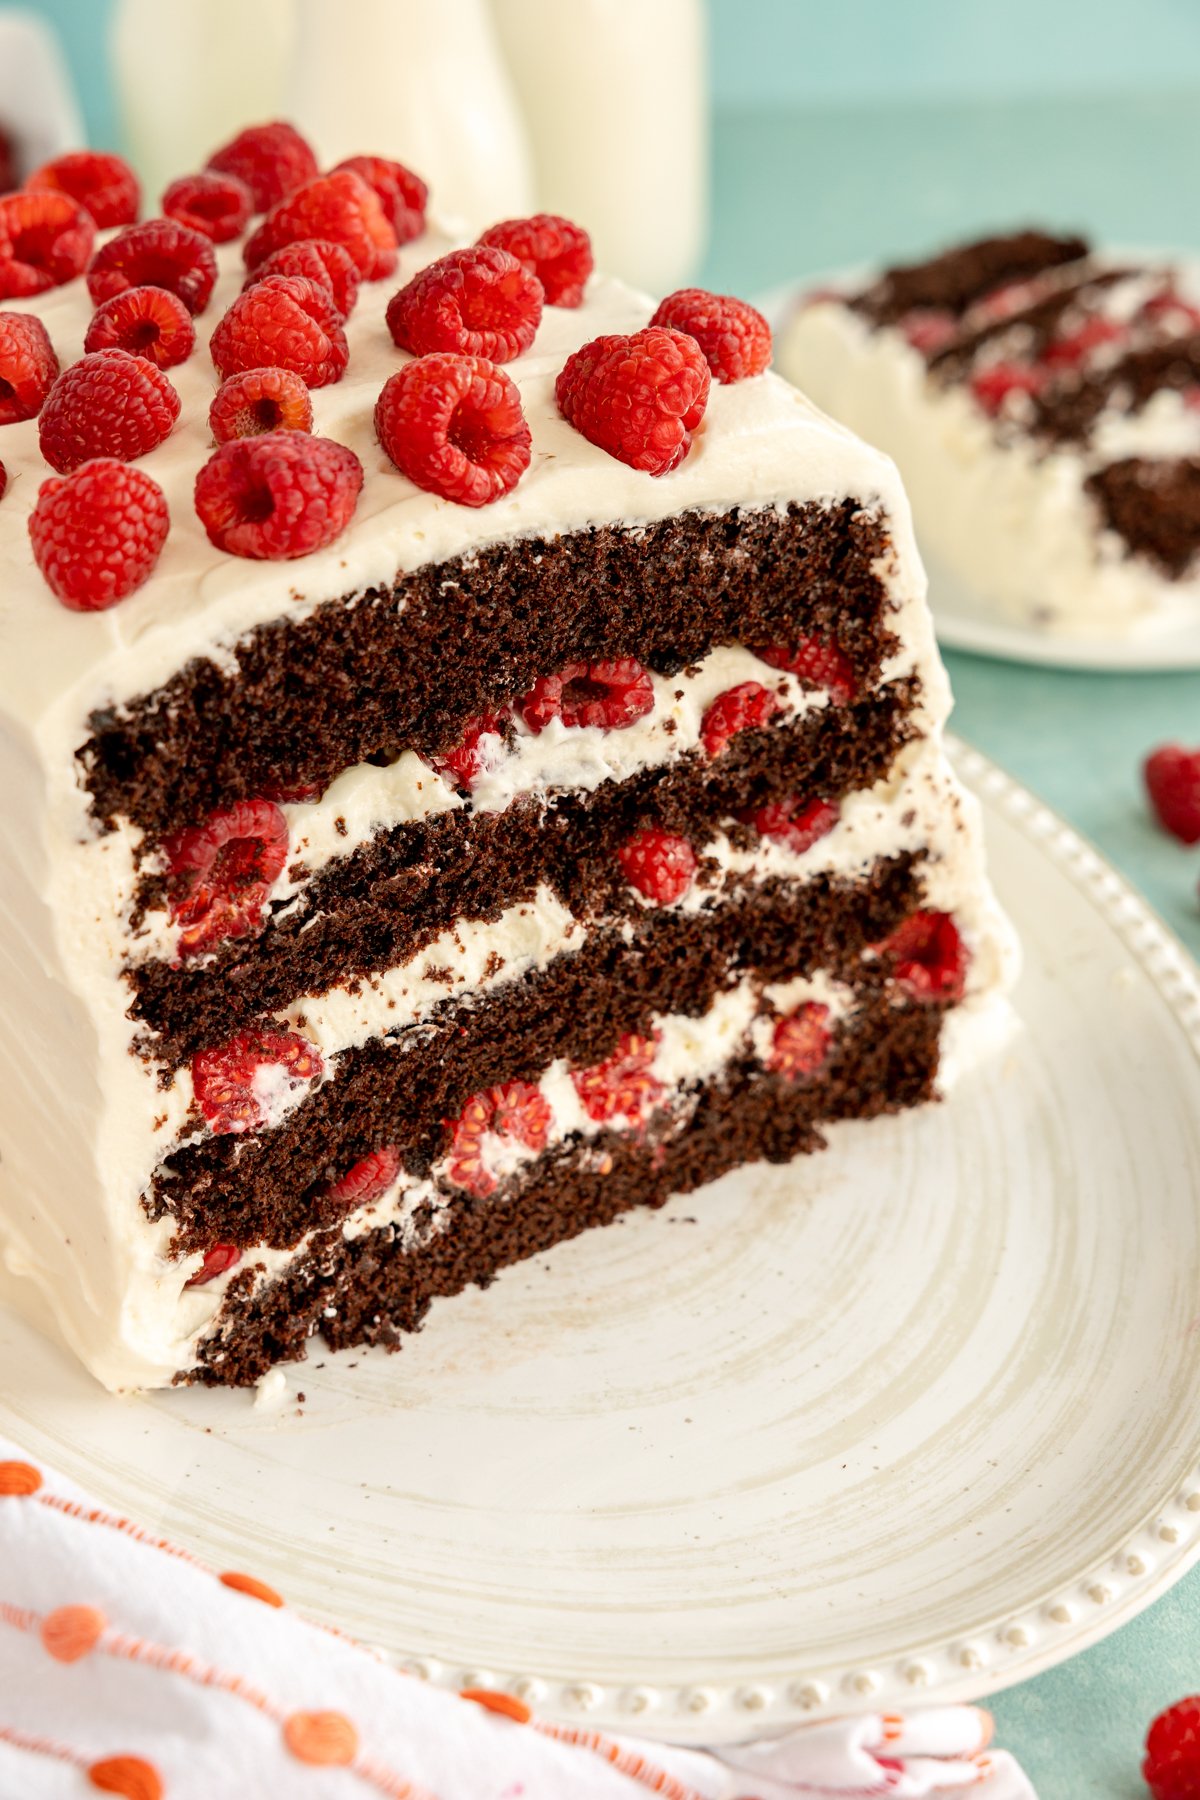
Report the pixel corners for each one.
[779,232,1200,634]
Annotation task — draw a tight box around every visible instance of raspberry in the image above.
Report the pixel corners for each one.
[326,1145,402,1207]
[164,799,289,956]
[0,461,6,503]
[26,150,139,230]
[970,361,1044,415]
[1140,291,1200,335]
[900,308,957,354]
[246,238,360,318]
[1145,744,1200,844]
[210,274,348,388]
[1041,315,1123,368]
[617,829,697,905]
[745,794,840,855]
[0,311,59,423]
[0,191,94,297]
[649,288,772,382]
[572,1033,662,1124]
[207,120,319,213]
[38,349,181,473]
[444,1081,551,1196]
[28,458,169,610]
[162,170,252,243]
[556,326,710,476]
[194,431,363,560]
[386,246,543,362]
[701,681,780,756]
[520,659,654,732]
[375,354,531,507]
[192,1026,323,1135]
[767,1003,831,1081]
[84,285,195,370]
[209,366,313,443]
[759,639,855,705]
[332,155,427,246]
[880,910,968,1003]
[430,711,507,789]
[244,171,397,281]
[86,218,218,315]
[478,213,592,308]
[1145,1696,1200,1800]
[184,1243,241,1288]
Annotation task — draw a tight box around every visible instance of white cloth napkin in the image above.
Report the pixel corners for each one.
[0,1435,1035,1798]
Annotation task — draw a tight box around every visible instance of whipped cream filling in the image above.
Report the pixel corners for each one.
[780,263,1200,635]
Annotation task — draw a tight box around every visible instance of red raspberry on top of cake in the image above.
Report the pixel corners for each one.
[386,245,543,362]
[650,288,772,382]
[0,311,59,423]
[210,274,349,388]
[375,354,531,507]
[332,155,428,246]
[556,326,710,475]
[206,120,319,213]
[477,213,593,308]
[162,170,254,244]
[245,239,361,319]
[28,458,170,610]
[244,171,398,281]
[84,286,196,370]
[0,190,95,298]
[209,367,314,443]
[26,150,140,230]
[194,431,363,560]
[86,218,218,315]
[38,349,181,473]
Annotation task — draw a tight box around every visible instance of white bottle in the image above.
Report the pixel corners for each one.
[288,0,534,229]
[111,0,294,202]
[489,0,708,294]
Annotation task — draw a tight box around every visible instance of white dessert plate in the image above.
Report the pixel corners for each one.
[759,277,1200,672]
[3,741,1200,1745]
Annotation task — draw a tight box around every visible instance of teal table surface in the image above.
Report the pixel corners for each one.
[699,94,1200,1800]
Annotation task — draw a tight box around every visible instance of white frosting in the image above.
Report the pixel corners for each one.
[0,208,1015,1391]
[780,267,1200,636]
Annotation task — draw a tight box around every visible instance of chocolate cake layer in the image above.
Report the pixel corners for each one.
[852,230,1088,329]
[82,503,898,840]
[927,271,1127,381]
[152,851,923,1254]
[189,989,944,1386]
[1030,336,1200,447]
[129,679,919,1066]
[1086,457,1200,575]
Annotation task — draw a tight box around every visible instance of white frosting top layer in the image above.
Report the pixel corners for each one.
[0,218,915,751]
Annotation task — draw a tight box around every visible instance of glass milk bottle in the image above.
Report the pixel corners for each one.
[289,0,534,228]
[489,0,708,293]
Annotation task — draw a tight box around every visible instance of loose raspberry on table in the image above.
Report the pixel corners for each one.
[26,150,139,230]
[164,799,289,957]
[38,348,180,473]
[556,326,710,476]
[192,1026,324,1135]
[246,238,360,318]
[84,285,195,370]
[520,659,654,733]
[386,246,543,362]
[758,638,855,705]
[1144,744,1200,844]
[207,120,319,213]
[332,155,427,246]
[443,1081,552,1196]
[649,288,772,382]
[572,1032,663,1125]
[744,794,841,855]
[184,1243,241,1288]
[326,1145,402,1207]
[162,170,253,243]
[86,218,218,315]
[0,311,59,423]
[210,274,349,388]
[209,366,313,443]
[879,910,969,1004]
[194,430,363,559]
[767,1002,831,1082]
[429,711,507,789]
[478,213,592,308]
[701,681,780,757]
[0,191,94,297]
[28,458,169,610]
[244,171,397,280]
[1145,1695,1200,1800]
[375,353,531,507]
[617,828,697,905]
[970,361,1044,416]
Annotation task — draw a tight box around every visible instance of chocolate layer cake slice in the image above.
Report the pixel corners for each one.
[0,132,1017,1390]
[781,229,1200,634]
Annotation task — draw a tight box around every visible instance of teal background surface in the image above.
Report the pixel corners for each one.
[7,4,1200,1794]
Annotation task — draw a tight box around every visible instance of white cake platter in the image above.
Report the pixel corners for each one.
[758,277,1200,672]
[3,740,1200,1745]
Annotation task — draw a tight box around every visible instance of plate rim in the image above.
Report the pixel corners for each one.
[755,270,1200,674]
